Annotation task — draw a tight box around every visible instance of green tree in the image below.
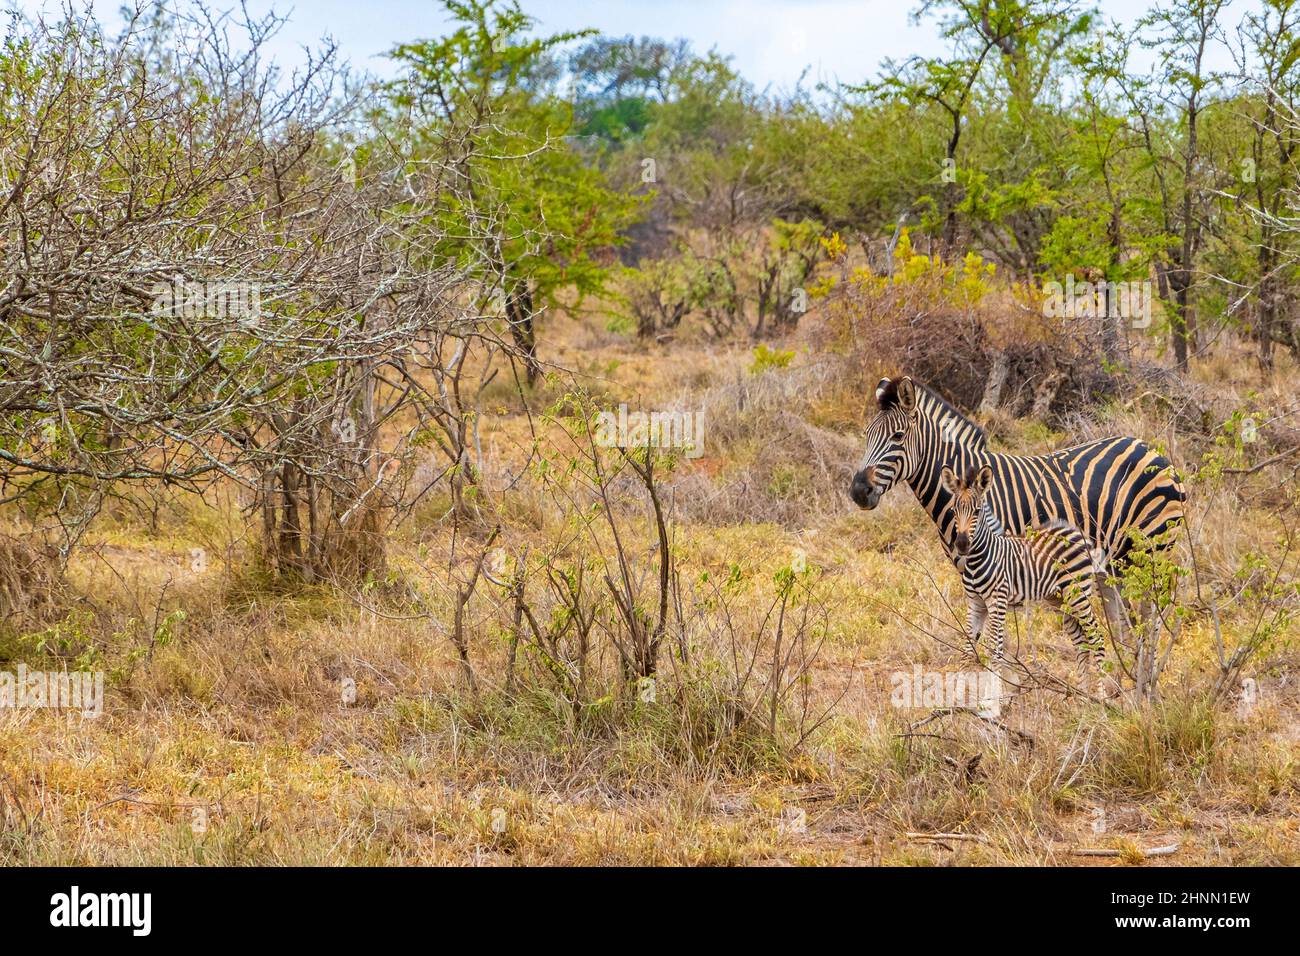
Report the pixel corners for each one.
[1237,0,1300,366]
[386,0,643,384]
[1100,0,1229,370]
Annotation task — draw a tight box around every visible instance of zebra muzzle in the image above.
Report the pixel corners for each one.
[850,470,882,509]
[850,483,881,509]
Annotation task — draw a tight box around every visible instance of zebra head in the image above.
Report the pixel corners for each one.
[939,464,993,557]
[850,376,921,510]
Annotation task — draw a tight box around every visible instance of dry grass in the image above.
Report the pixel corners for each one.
[1,310,1297,867]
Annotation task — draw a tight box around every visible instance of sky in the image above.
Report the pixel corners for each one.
[8,0,1252,92]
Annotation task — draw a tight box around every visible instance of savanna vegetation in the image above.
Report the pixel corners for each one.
[0,0,1296,865]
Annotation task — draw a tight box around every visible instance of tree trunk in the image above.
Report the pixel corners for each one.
[278,462,308,580]
[979,351,1010,414]
[1171,287,1191,372]
[1102,209,1123,363]
[1256,243,1278,371]
[1158,265,1192,372]
[506,282,541,386]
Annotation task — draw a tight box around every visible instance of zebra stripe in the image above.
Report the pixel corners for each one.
[942,465,1104,676]
[849,376,1186,572]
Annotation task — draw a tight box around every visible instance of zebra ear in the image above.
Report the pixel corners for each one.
[973,464,993,495]
[896,377,918,415]
[940,466,959,494]
[874,378,893,409]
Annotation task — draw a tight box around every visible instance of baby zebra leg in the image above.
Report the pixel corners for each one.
[983,589,1010,680]
[964,591,987,663]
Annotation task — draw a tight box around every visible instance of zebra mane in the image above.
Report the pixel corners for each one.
[916,382,988,450]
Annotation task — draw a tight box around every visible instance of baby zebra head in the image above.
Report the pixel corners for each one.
[939,464,993,558]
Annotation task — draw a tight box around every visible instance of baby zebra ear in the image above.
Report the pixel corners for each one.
[973,464,993,495]
[940,466,959,494]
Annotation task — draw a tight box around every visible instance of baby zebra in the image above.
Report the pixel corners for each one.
[941,464,1108,693]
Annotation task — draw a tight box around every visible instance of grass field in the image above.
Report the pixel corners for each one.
[2,310,1296,867]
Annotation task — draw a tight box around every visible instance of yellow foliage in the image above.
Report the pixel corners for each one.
[821,231,847,262]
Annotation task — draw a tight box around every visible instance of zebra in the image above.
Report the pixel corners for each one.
[941,464,1107,691]
[849,375,1185,645]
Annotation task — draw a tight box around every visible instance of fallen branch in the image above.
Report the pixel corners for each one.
[906,831,989,844]
[909,706,1036,751]
[1070,843,1180,858]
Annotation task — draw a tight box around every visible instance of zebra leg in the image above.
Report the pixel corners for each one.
[965,592,987,663]
[1064,599,1112,698]
[984,591,1010,682]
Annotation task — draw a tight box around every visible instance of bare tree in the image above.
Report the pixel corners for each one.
[0,4,519,579]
